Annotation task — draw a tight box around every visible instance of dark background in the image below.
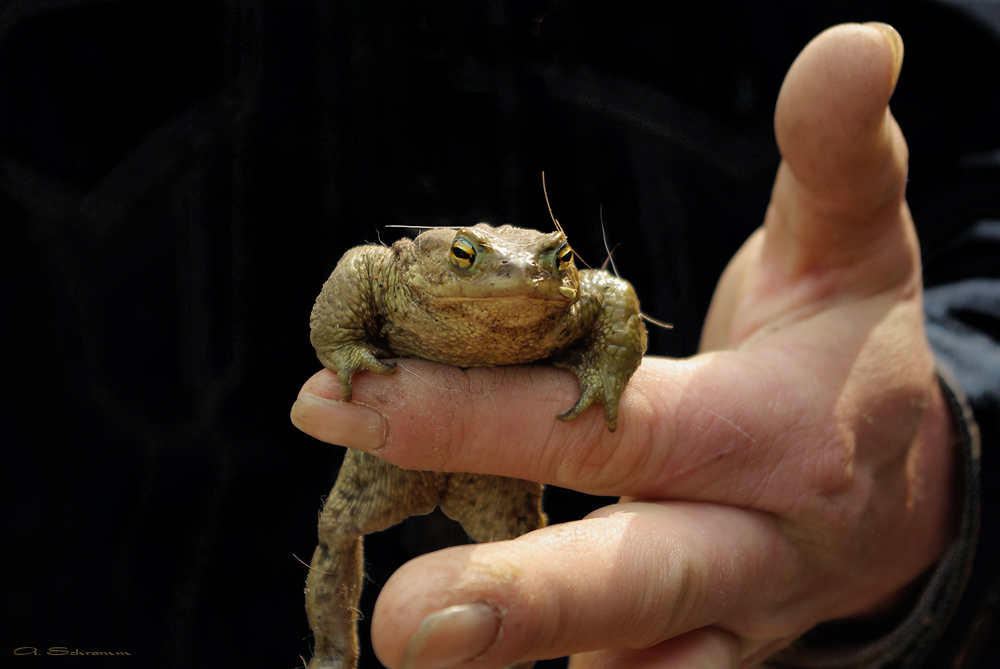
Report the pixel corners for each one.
[4,1,998,668]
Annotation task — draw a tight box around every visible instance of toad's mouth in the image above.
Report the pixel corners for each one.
[425,281,578,302]
[433,291,574,301]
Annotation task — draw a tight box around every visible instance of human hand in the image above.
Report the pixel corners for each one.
[291,22,958,669]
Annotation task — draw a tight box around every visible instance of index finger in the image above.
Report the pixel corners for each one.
[290,352,820,508]
[292,358,676,495]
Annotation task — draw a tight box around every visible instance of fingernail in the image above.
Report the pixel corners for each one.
[865,22,904,89]
[400,603,499,669]
[290,393,387,452]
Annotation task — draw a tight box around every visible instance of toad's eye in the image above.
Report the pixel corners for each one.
[556,243,574,271]
[450,237,476,268]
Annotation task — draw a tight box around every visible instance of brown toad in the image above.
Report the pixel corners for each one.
[304,218,646,669]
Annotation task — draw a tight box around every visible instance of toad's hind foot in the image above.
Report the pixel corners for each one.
[306,653,350,669]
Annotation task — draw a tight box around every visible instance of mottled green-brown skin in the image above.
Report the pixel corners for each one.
[305,224,646,669]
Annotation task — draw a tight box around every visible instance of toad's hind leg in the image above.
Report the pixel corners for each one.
[440,474,547,669]
[306,449,444,669]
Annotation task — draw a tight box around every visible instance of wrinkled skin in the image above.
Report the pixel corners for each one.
[304,223,647,669]
[293,24,960,669]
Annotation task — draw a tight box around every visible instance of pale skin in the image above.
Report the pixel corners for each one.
[291,23,959,669]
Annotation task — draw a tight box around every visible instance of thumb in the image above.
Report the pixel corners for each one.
[770,22,911,280]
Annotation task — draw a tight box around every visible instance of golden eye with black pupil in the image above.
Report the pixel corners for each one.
[450,238,476,268]
[556,243,574,271]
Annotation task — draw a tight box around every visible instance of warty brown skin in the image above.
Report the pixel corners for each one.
[305,224,646,669]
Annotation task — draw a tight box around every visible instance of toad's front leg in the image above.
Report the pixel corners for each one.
[552,270,647,431]
[310,245,398,402]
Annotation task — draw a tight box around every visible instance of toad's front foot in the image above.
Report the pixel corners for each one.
[553,349,631,431]
[316,342,397,402]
